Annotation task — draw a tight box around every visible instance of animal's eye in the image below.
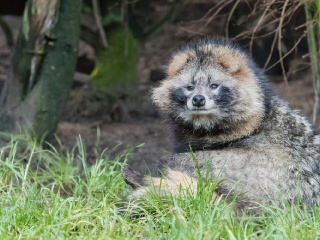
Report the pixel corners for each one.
[210,84,219,90]
[187,86,194,91]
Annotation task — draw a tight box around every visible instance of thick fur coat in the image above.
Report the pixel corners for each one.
[124,36,320,213]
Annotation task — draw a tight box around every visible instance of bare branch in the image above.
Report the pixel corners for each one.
[265,31,307,71]
[197,0,233,34]
[263,30,278,70]
[225,0,240,38]
[277,0,290,86]
[92,0,108,48]
[249,0,276,55]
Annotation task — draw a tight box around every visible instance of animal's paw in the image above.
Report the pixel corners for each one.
[123,166,198,202]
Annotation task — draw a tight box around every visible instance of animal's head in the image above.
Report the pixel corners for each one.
[152,37,272,133]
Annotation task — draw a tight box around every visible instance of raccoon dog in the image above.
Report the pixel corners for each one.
[124,36,320,213]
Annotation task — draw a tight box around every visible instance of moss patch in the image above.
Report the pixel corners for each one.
[91,27,139,90]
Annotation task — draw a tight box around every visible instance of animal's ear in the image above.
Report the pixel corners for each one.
[167,52,190,79]
[218,54,250,81]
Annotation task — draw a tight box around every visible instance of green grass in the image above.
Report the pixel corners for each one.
[0,134,320,239]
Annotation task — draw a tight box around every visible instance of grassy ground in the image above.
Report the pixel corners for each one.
[1,134,320,239]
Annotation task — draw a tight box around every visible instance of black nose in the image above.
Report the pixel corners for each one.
[192,95,206,107]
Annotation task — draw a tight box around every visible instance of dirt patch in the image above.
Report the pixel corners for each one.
[56,120,170,173]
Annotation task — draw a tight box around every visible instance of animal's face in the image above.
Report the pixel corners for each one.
[152,44,265,132]
[169,66,237,130]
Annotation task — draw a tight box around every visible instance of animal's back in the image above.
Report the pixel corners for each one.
[166,96,320,208]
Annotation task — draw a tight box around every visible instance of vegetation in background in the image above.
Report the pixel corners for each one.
[82,0,181,90]
[304,1,320,123]
[217,0,319,121]
[91,21,139,89]
[88,0,139,90]
[0,133,320,239]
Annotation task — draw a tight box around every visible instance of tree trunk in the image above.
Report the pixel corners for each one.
[0,0,82,142]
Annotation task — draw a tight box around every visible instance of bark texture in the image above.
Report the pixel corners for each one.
[0,0,82,141]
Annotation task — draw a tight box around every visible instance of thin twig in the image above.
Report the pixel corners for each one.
[295,18,319,30]
[234,3,296,40]
[277,0,290,86]
[225,0,241,38]
[74,72,91,83]
[287,63,312,75]
[92,0,108,48]
[197,0,233,34]
[199,1,226,21]
[265,30,307,71]
[249,0,276,55]
[263,30,278,70]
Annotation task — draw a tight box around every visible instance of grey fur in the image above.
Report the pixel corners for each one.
[124,36,320,213]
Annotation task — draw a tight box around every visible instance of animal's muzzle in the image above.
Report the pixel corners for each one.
[192,95,206,107]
